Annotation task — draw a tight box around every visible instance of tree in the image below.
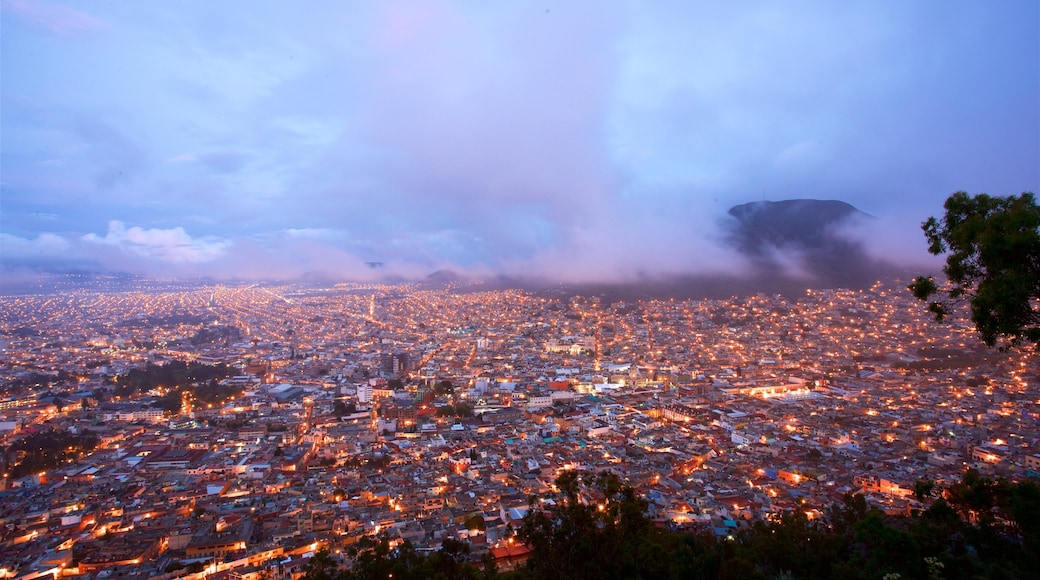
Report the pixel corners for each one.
[301,549,339,580]
[341,536,479,580]
[518,471,683,579]
[464,514,485,531]
[427,537,476,580]
[909,191,1040,349]
[6,428,99,479]
[333,399,356,417]
[913,480,936,502]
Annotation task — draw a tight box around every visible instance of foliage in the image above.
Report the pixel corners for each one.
[112,360,236,397]
[302,549,339,580]
[334,399,358,417]
[465,514,486,531]
[302,538,483,580]
[913,479,935,501]
[189,324,242,346]
[193,378,244,407]
[518,471,709,579]
[436,403,473,418]
[5,427,99,479]
[4,370,76,391]
[110,361,241,415]
[341,453,391,470]
[909,191,1040,349]
[299,472,1040,580]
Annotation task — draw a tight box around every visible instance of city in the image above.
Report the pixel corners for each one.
[3,1,1038,577]
[1,278,1036,578]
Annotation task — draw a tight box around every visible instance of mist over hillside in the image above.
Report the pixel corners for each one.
[2,199,916,299]
[722,199,898,287]
[458,199,912,300]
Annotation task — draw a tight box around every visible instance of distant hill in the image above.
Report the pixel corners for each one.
[425,269,463,284]
[722,198,890,288]
[515,199,907,301]
[725,199,870,251]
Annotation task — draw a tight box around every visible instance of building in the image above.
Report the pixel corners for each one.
[381,352,411,377]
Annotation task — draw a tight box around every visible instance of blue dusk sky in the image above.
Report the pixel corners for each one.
[1,1,1038,283]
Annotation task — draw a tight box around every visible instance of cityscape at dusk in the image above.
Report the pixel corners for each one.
[2,1,1040,579]
[0,278,1038,577]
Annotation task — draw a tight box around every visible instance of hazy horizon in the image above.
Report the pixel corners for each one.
[2,1,1038,286]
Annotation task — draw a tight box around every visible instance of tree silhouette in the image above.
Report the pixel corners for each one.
[910,191,1040,349]
[518,471,701,579]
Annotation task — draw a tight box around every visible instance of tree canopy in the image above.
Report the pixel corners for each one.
[909,191,1040,349]
[5,427,99,479]
[299,470,1040,580]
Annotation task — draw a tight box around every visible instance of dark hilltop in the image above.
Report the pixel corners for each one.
[477,199,909,301]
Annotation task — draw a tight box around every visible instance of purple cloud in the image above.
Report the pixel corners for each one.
[83,221,230,263]
[0,1,1036,287]
[2,0,106,36]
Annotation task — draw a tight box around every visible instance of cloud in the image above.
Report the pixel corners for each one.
[73,120,148,190]
[2,0,107,36]
[844,212,942,272]
[500,201,752,284]
[0,231,103,276]
[83,221,230,263]
[213,234,414,281]
[324,3,622,222]
[774,140,828,168]
[166,150,250,174]
[0,231,71,257]
[1,2,1035,289]
[282,228,345,241]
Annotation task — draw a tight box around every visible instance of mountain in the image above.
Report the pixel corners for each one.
[722,198,890,288]
[725,199,870,251]
[520,199,907,301]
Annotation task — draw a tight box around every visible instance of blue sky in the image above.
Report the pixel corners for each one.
[2,1,1038,282]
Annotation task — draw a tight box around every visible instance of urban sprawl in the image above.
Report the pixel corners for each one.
[1,279,1037,579]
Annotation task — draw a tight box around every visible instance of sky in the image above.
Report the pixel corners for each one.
[2,0,1038,284]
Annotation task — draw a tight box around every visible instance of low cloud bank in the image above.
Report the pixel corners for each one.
[1,199,938,297]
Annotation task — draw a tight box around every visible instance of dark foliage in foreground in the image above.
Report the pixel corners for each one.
[303,470,1040,580]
